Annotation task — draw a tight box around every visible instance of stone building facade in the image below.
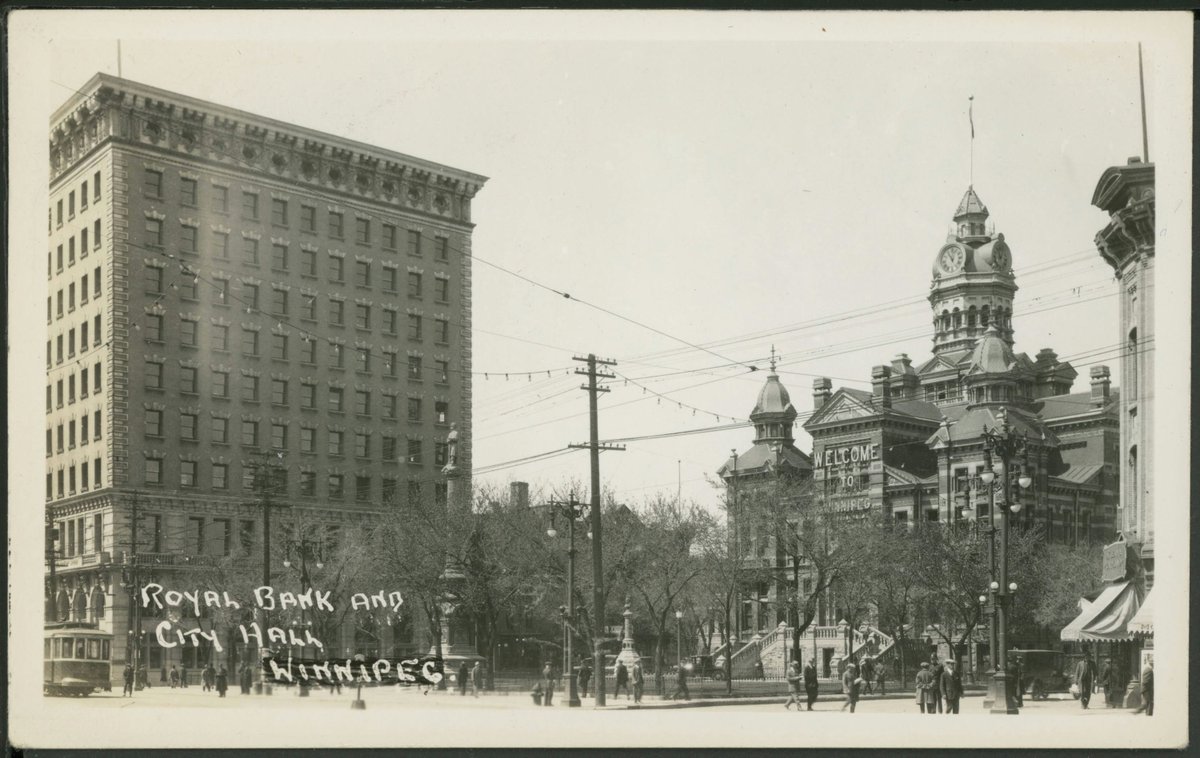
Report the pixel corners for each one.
[44,73,485,685]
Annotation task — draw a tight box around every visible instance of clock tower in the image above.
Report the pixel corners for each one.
[929,187,1017,355]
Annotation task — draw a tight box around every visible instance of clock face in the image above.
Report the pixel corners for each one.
[991,244,1011,271]
[939,245,965,274]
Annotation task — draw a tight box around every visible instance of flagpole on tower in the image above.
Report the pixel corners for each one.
[968,95,975,187]
[1138,43,1149,163]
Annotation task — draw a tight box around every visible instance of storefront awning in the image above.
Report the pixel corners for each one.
[1127,589,1153,636]
[1060,581,1144,642]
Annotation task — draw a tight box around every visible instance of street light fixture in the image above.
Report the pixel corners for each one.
[675,609,685,667]
[540,493,586,708]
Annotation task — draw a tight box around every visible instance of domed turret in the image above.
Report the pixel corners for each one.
[749,350,796,446]
[966,324,1016,374]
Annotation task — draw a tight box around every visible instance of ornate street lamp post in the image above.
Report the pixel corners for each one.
[675,609,685,667]
[977,408,1033,716]
[543,493,586,707]
[282,537,324,696]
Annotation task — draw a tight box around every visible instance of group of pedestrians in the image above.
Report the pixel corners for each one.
[783,658,821,711]
[455,660,486,698]
[1074,654,1153,714]
[914,654,963,714]
[158,662,229,696]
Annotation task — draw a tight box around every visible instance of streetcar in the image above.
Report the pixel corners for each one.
[44,622,113,696]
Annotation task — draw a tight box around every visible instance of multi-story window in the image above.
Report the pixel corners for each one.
[355,304,371,330]
[355,218,371,245]
[328,430,344,456]
[241,374,259,401]
[300,426,316,453]
[271,198,288,227]
[211,416,229,444]
[407,480,422,506]
[213,279,229,304]
[436,318,449,344]
[300,205,316,234]
[272,243,289,272]
[300,337,317,365]
[329,342,345,368]
[213,232,230,260]
[180,320,198,347]
[355,432,371,458]
[145,457,163,485]
[300,249,317,277]
[213,185,229,214]
[383,350,398,378]
[382,477,398,504]
[408,272,423,299]
[407,397,422,422]
[383,267,398,292]
[407,230,421,256]
[243,238,260,267]
[213,463,228,490]
[408,314,422,341]
[93,411,101,440]
[241,328,259,357]
[382,435,397,461]
[384,308,398,335]
[435,276,449,303]
[383,224,398,250]
[271,423,287,450]
[355,348,371,374]
[356,475,371,502]
[301,294,316,321]
[328,474,344,499]
[181,412,198,441]
[81,367,89,398]
[301,382,317,409]
[241,420,259,447]
[329,387,344,413]
[178,271,198,300]
[181,460,197,488]
[243,282,260,311]
[355,389,371,415]
[212,369,230,398]
[355,260,371,287]
[329,211,344,239]
[329,256,345,284]
[242,191,259,221]
[180,225,198,255]
[81,227,88,256]
[144,169,163,199]
[146,218,163,247]
[435,441,449,467]
[272,288,289,317]
[435,237,449,261]
[181,366,198,394]
[180,177,197,207]
[145,361,164,389]
[407,439,422,464]
[435,400,449,424]
[300,471,316,496]
[145,314,164,342]
[212,324,230,352]
[408,355,422,380]
[270,378,288,405]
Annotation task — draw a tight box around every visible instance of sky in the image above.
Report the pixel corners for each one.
[7,9,1193,751]
[12,12,1176,513]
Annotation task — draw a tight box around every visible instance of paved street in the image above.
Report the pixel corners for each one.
[49,684,1140,718]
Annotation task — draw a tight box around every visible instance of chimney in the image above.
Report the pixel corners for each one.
[891,353,912,373]
[1035,348,1058,367]
[871,365,892,409]
[510,481,530,509]
[1090,365,1111,406]
[812,377,832,410]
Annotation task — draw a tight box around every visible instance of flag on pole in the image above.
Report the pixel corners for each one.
[969,95,975,139]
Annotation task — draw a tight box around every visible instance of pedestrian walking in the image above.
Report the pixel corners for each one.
[929,654,944,713]
[1133,659,1153,716]
[1074,655,1096,709]
[846,670,864,713]
[784,660,803,711]
[577,657,592,699]
[860,656,875,695]
[671,661,691,701]
[471,661,483,698]
[457,661,469,696]
[122,664,134,697]
[169,665,179,689]
[137,665,150,690]
[541,661,557,706]
[753,660,765,680]
[216,666,228,698]
[180,663,189,689]
[803,658,820,710]
[941,659,963,714]
[840,663,858,712]
[631,661,645,704]
[915,662,936,714]
[614,661,630,700]
[875,660,886,696]
[240,663,253,695]
[1099,657,1118,708]
[1014,656,1025,707]
[201,663,213,692]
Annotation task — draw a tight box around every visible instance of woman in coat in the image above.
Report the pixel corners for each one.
[840,663,857,712]
[784,660,803,711]
[915,662,937,714]
[215,666,228,698]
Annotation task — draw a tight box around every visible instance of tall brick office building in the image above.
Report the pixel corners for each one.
[45,73,486,684]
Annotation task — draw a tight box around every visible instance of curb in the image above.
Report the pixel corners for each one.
[610,692,987,710]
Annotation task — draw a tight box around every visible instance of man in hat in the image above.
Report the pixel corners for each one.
[929,653,945,713]
[840,662,857,712]
[1133,657,1153,716]
[803,657,820,711]
[941,659,963,714]
[915,662,937,714]
[1074,654,1097,709]
[1099,657,1118,708]
[860,655,875,695]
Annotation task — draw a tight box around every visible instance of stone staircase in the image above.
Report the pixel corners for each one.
[729,622,895,680]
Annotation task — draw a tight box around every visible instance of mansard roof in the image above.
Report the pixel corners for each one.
[1034,390,1120,421]
[926,406,1058,448]
[717,441,812,478]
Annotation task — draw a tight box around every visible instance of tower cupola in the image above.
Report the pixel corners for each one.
[750,349,797,446]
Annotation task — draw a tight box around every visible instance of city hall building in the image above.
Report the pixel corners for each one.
[722,187,1120,653]
[44,73,486,685]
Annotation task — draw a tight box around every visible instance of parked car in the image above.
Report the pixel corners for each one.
[688,654,727,681]
[1010,649,1071,700]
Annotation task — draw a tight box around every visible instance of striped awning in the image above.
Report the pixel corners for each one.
[1127,589,1154,636]
[1061,581,1144,642]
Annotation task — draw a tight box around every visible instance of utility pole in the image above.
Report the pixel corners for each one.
[45,509,59,622]
[252,450,285,694]
[570,354,623,708]
[541,493,585,707]
[129,492,141,678]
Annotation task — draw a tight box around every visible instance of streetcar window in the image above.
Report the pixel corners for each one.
[101,640,110,659]
[88,639,100,659]
[52,638,61,658]
[45,639,52,658]
[75,639,86,659]
[60,638,73,658]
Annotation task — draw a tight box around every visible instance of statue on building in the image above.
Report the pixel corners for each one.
[443,423,459,474]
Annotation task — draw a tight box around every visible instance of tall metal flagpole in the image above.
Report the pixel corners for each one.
[969,95,975,186]
[1138,43,1149,162]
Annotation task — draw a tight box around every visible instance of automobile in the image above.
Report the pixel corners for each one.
[1009,649,1072,700]
[687,654,727,681]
